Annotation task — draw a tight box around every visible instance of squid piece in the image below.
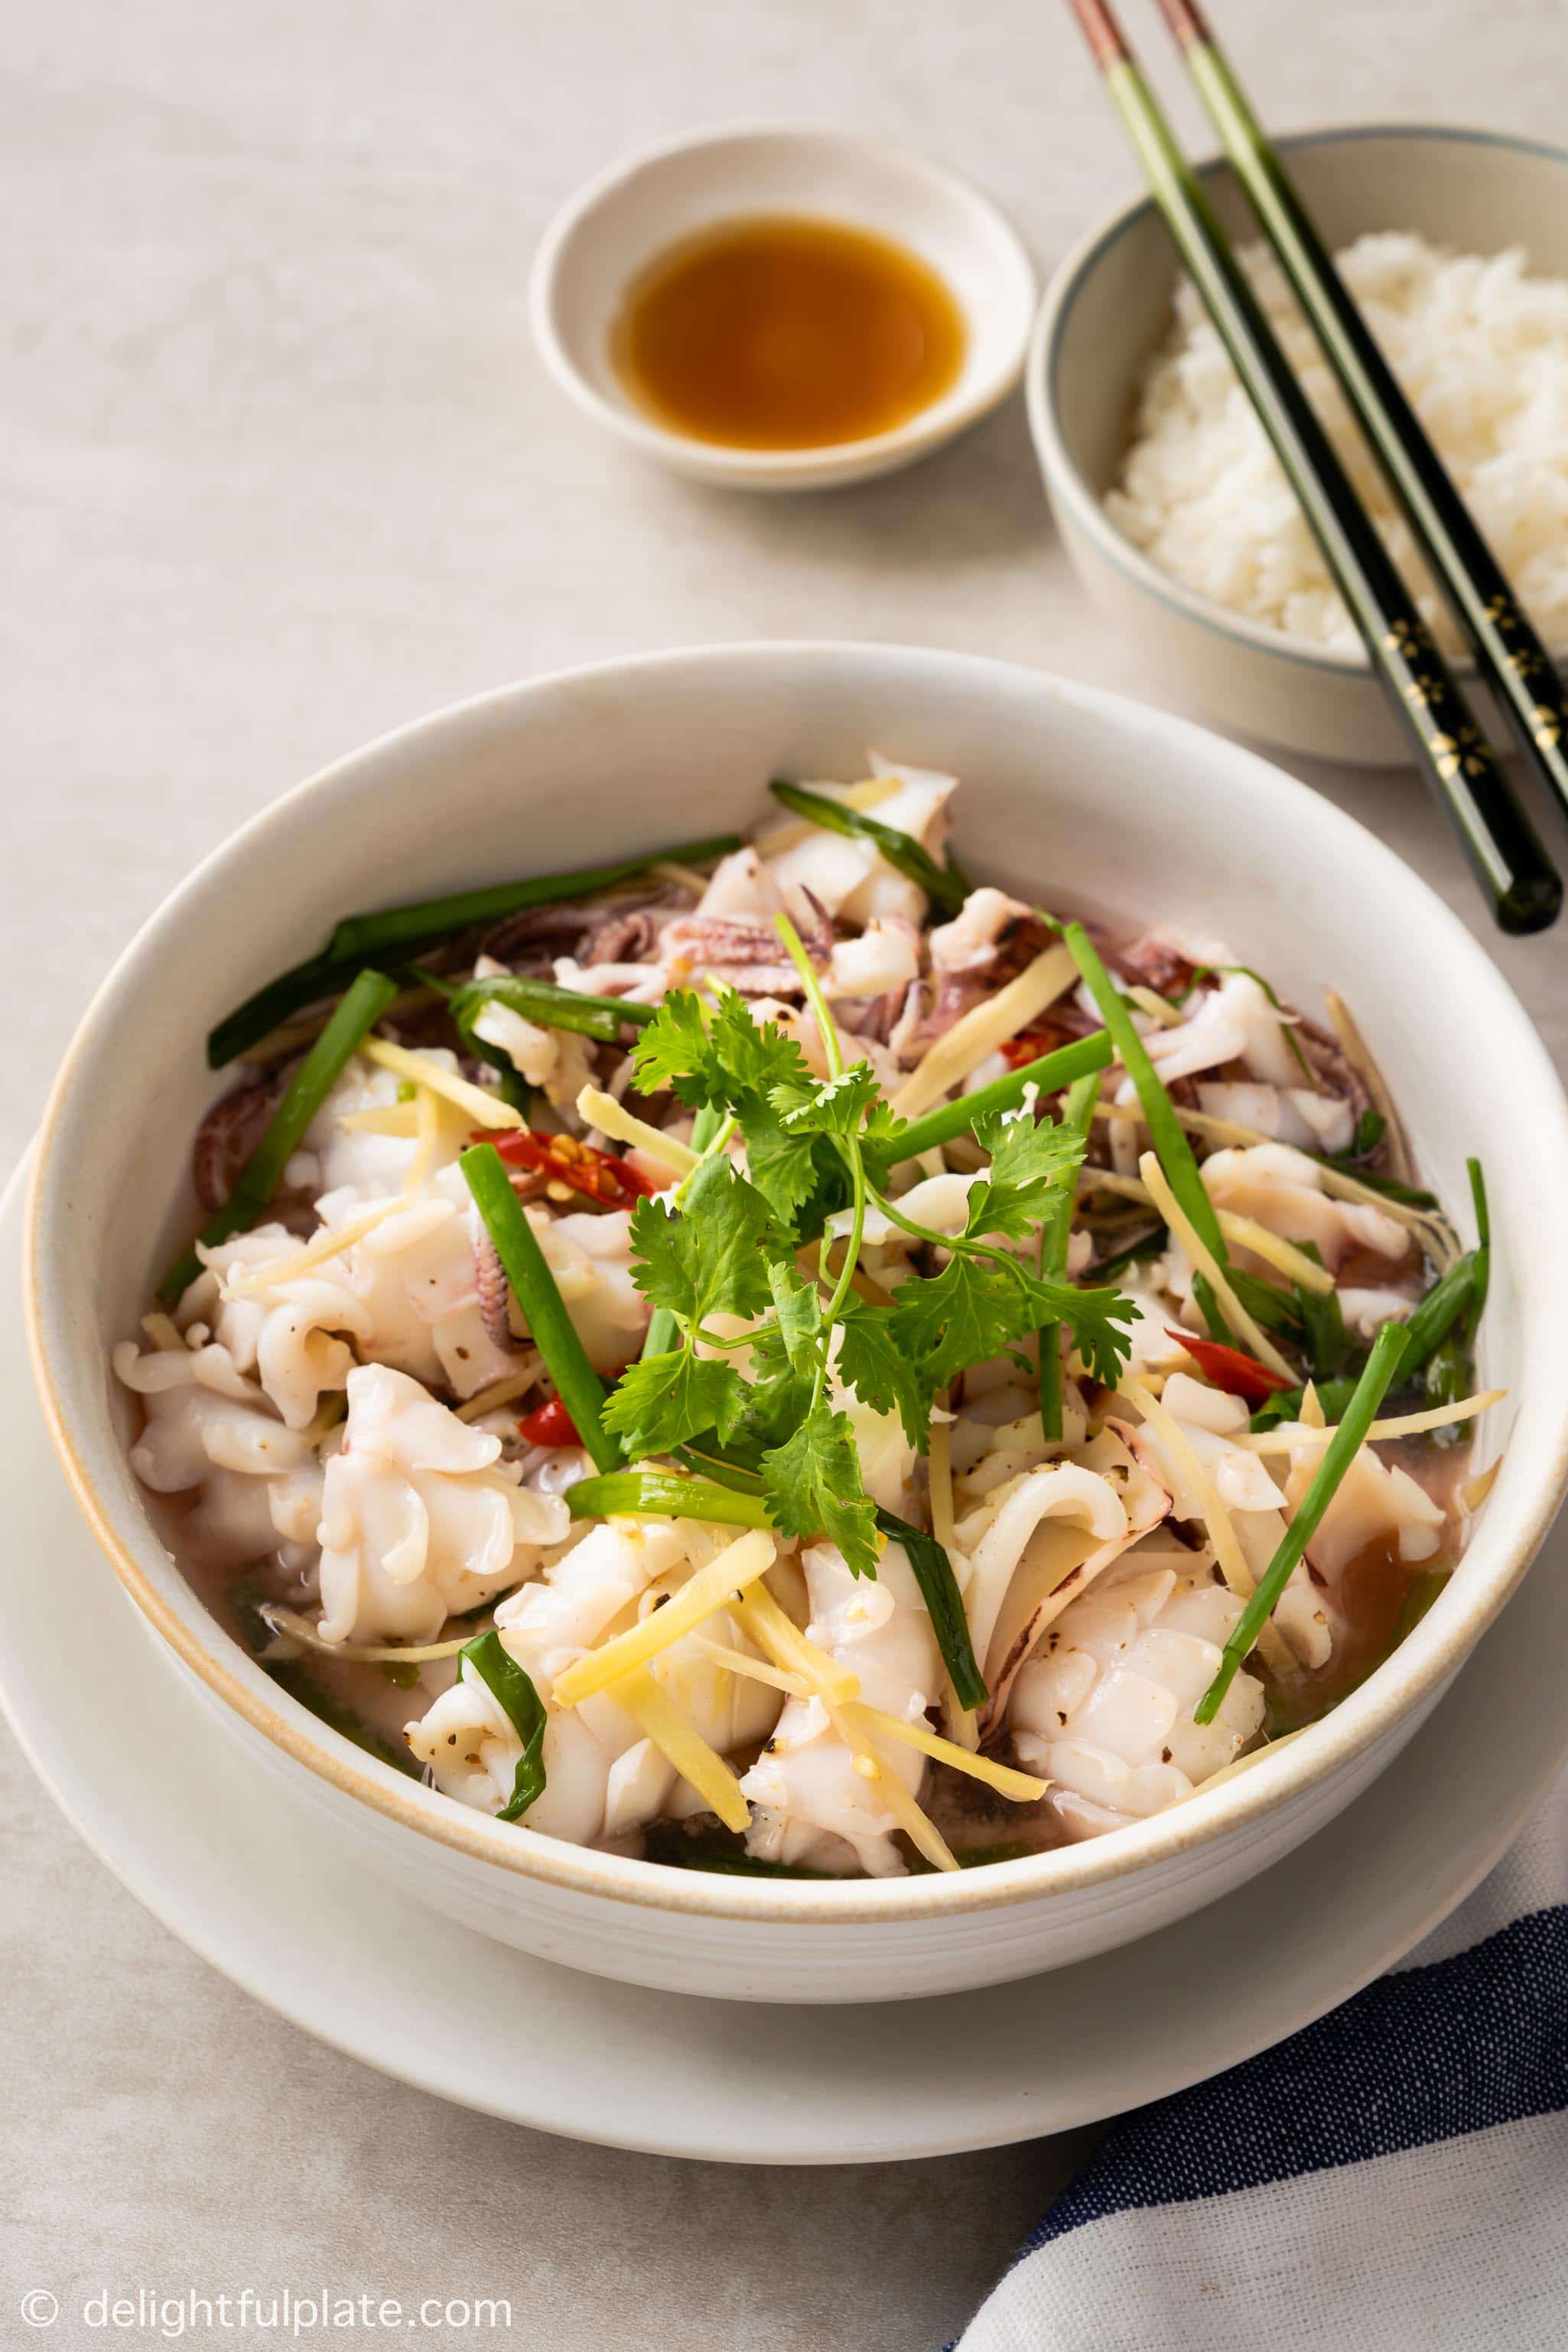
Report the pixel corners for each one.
[740,1539,940,1878]
[927,886,1041,976]
[182,1225,371,1431]
[1196,1079,1355,1158]
[317,1361,568,1644]
[1126,1374,1331,1669]
[822,916,922,1003]
[762,756,957,929]
[1117,921,1235,995]
[468,996,597,1110]
[552,954,669,1005]
[1200,1142,1409,1271]
[285,1056,469,1202]
[1140,970,1300,1089]
[1111,1283,1208,1377]
[1283,1434,1445,1584]
[114,1336,314,1567]
[848,1169,981,1252]
[949,1393,1090,1505]
[411,1521,779,1843]
[463,1537,677,1838]
[1010,1549,1267,1840]
[694,846,787,922]
[659,911,804,998]
[329,1174,523,1400]
[961,1424,1173,1732]
[529,1204,651,1372]
[1336,1287,1420,1342]
[285,1162,646,1389]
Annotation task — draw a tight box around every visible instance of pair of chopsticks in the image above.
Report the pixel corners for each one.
[1069,0,1568,935]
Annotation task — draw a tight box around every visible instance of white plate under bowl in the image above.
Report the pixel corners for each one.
[5,1161,1564,2164]
[529,124,1037,490]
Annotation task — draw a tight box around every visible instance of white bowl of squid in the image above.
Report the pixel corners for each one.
[26,643,1568,2005]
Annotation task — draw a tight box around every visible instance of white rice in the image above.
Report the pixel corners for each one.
[1106,232,1568,655]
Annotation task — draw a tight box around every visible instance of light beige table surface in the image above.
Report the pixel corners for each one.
[5,2,1566,2345]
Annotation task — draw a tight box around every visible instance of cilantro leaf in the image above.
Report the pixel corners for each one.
[692,1262,825,1469]
[706,988,815,1104]
[626,1153,777,1326]
[767,1260,825,1373]
[630,984,848,1231]
[603,1351,746,1458]
[965,1105,1085,1241]
[835,1300,929,1449]
[860,1098,911,1161]
[886,1252,1134,1397]
[1051,1277,1137,1387]
[761,1403,881,1579]
[721,1319,815,1464]
[770,1059,882,1138]
[884,1251,1036,1397]
[704,994,827,1224]
[739,1113,831,1228]
[630,989,712,1105]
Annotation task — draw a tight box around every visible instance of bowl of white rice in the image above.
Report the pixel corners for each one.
[1027,125,1568,767]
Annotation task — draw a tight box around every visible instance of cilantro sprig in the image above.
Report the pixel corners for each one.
[607,927,1135,1583]
[856,1103,1134,1407]
[611,916,884,1573]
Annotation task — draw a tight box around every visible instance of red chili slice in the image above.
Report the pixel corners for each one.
[1167,1329,1292,1404]
[1000,1024,1069,1071]
[477,1127,661,1206]
[518,1395,581,1446]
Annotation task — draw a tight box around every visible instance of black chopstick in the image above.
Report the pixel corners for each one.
[1153,0,1568,837]
[1065,0,1562,936]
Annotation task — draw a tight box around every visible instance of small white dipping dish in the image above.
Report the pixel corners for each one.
[529,125,1037,491]
[1029,125,1568,766]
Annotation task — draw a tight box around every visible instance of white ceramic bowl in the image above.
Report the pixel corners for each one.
[25,643,1568,2003]
[1029,125,1568,766]
[529,125,1037,490]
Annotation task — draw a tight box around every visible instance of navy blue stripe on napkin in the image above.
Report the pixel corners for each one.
[1024,1901,1568,2255]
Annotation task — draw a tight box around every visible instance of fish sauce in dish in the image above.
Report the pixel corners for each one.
[610,216,966,451]
[115,760,1499,1884]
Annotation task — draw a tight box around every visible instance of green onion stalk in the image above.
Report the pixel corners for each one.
[207,836,740,1066]
[1038,1070,1101,1443]
[460,1142,621,1475]
[1065,922,1227,1263]
[878,1508,987,1712]
[566,1472,773,1528]
[878,1033,1114,1167]
[159,968,398,1303]
[460,1629,548,1821]
[1195,1320,1410,1723]
[766,782,970,914]
[451,974,659,1045]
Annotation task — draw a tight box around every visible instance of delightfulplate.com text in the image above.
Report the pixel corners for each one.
[18,2285,513,2337]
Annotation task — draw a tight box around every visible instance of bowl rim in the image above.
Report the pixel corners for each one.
[527,119,1039,482]
[1027,119,1568,680]
[24,639,1568,1924]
